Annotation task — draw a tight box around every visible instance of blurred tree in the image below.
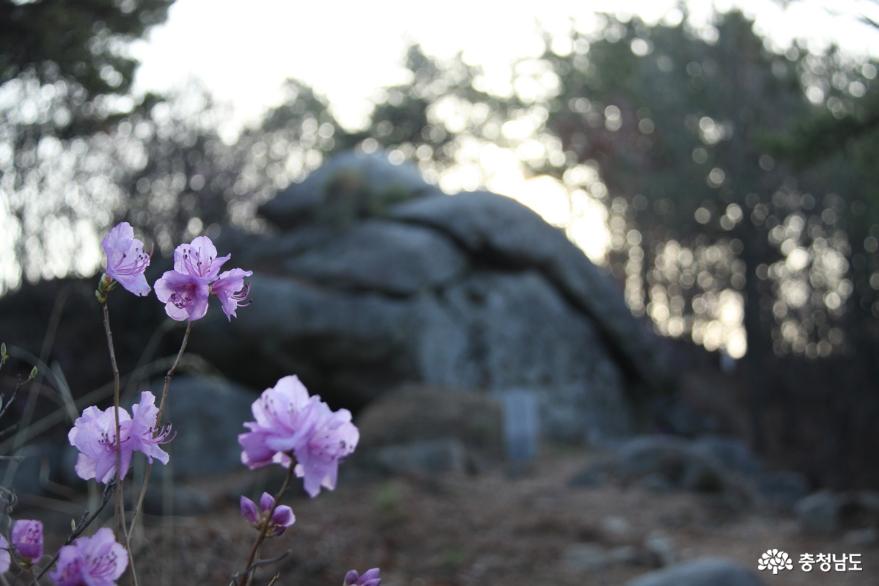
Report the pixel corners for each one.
[116,80,352,250]
[0,0,174,290]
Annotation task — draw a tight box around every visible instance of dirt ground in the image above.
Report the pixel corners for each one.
[84,450,875,586]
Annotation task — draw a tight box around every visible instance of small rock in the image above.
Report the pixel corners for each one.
[372,438,467,476]
[358,387,503,462]
[844,527,878,546]
[600,516,632,540]
[795,490,843,533]
[644,531,676,567]
[562,543,638,572]
[627,558,763,586]
[756,470,809,510]
[795,490,879,534]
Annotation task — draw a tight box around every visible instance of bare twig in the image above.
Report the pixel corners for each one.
[34,483,114,582]
[101,301,135,584]
[125,322,192,548]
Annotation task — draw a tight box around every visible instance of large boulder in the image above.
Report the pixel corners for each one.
[190,155,669,443]
[0,152,668,449]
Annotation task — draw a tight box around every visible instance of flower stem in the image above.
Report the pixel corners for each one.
[125,321,191,558]
[33,483,114,582]
[238,461,296,586]
[101,302,134,580]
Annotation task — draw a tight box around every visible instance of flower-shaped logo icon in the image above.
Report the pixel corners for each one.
[757,549,794,574]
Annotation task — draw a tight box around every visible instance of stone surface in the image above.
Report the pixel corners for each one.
[228,155,668,442]
[259,151,440,229]
[357,387,503,457]
[0,440,62,497]
[626,558,764,586]
[571,435,752,504]
[795,490,879,533]
[562,543,639,572]
[284,220,467,296]
[157,375,256,479]
[390,191,670,388]
[372,438,469,476]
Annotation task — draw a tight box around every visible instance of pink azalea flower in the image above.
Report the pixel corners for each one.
[239,492,296,536]
[344,568,381,586]
[0,535,9,574]
[49,528,127,586]
[127,391,173,466]
[101,222,151,297]
[68,392,171,484]
[154,236,251,321]
[11,519,43,561]
[238,376,359,498]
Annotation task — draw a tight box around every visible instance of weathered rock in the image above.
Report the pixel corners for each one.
[357,388,502,455]
[12,153,669,448]
[613,435,737,494]
[795,490,879,534]
[259,151,440,229]
[390,191,670,388]
[689,437,761,478]
[157,376,256,479]
[372,439,469,476]
[284,220,467,296]
[562,543,639,572]
[196,266,636,441]
[755,470,809,510]
[571,435,751,503]
[627,558,764,586]
[0,440,63,497]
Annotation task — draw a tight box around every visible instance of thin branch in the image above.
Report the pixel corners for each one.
[101,302,135,585]
[34,482,114,582]
[125,322,191,546]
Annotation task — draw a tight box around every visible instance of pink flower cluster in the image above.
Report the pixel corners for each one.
[50,528,127,586]
[68,391,171,484]
[101,223,251,322]
[155,236,252,321]
[46,224,375,585]
[239,375,360,497]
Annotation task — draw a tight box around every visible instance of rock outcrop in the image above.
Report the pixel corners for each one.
[192,151,669,443]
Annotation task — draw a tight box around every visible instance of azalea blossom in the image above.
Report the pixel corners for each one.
[68,391,171,484]
[11,519,43,562]
[50,528,127,586]
[238,375,359,497]
[239,492,296,536]
[100,222,151,297]
[154,236,251,321]
[344,568,381,586]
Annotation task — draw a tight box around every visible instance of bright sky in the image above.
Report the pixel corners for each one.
[133,0,879,132]
[128,0,877,358]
